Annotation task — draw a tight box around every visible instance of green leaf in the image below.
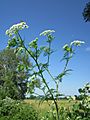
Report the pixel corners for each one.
[29,38,38,49]
[8,37,17,47]
[17,64,25,71]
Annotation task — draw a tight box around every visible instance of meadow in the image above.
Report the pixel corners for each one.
[24,99,76,116]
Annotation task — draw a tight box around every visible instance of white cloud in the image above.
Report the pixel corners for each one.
[86,47,90,52]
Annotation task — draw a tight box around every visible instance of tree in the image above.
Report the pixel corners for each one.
[83,2,90,22]
[0,48,31,99]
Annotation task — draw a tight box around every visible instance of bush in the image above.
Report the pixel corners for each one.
[59,83,90,120]
[0,97,38,120]
[41,83,90,120]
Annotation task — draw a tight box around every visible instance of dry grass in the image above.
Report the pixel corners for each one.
[24,99,76,116]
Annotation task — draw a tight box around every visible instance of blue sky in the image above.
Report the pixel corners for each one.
[0,0,90,95]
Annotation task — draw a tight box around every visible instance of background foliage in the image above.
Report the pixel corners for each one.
[0,49,31,99]
[0,97,38,120]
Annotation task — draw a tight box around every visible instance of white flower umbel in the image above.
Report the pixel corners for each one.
[70,40,85,46]
[6,21,29,37]
[40,30,55,36]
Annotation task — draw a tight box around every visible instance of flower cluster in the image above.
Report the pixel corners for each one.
[6,21,29,37]
[40,30,55,36]
[63,40,85,52]
[70,40,85,46]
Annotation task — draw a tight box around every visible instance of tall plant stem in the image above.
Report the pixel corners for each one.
[35,60,59,120]
[17,33,59,120]
[47,41,51,64]
[36,44,59,119]
[24,46,59,120]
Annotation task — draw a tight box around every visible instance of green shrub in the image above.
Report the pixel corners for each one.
[59,83,90,120]
[41,83,90,120]
[0,97,38,120]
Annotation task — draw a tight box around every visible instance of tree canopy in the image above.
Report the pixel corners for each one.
[83,2,90,22]
[0,48,31,99]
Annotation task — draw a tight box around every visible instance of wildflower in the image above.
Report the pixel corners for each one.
[40,30,55,36]
[6,21,29,37]
[70,40,85,46]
